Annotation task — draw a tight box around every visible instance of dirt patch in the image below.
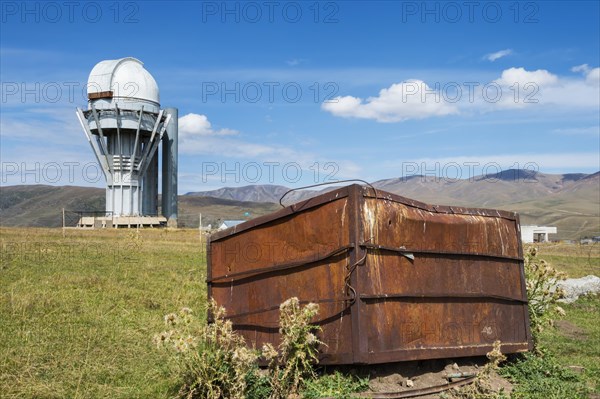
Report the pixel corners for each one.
[328,356,513,398]
[555,320,588,340]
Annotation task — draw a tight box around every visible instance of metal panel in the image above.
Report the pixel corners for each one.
[207,184,531,365]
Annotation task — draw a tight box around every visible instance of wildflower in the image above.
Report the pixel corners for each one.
[164,313,178,326]
[152,330,173,348]
[262,343,278,361]
[555,306,566,317]
[304,303,319,316]
[485,340,506,366]
[184,335,197,349]
[174,337,189,353]
[209,298,227,320]
[233,347,258,365]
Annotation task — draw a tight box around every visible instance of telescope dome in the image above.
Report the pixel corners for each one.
[87,57,159,109]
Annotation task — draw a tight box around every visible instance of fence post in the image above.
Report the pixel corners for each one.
[62,208,66,238]
[199,213,202,241]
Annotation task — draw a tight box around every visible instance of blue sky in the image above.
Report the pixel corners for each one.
[1,0,599,193]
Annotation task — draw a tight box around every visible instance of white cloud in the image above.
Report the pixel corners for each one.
[321,80,459,122]
[571,64,591,74]
[178,113,238,138]
[494,67,559,86]
[571,64,600,84]
[491,67,599,109]
[323,66,600,121]
[586,67,600,84]
[485,49,513,62]
[488,67,560,109]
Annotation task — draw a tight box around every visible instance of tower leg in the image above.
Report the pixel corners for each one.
[162,107,178,227]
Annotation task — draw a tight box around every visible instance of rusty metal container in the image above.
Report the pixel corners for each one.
[207,184,532,365]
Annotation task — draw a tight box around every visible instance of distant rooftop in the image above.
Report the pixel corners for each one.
[220,220,246,228]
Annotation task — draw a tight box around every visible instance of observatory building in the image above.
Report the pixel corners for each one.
[76,57,178,228]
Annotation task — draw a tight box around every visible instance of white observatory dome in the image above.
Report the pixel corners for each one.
[87,57,160,112]
[77,57,178,224]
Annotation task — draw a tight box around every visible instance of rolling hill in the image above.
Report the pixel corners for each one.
[185,170,600,240]
[0,185,281,230]
[0,185,105,228]
[1,169,598,239]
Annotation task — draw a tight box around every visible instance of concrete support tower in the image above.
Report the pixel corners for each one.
[76,57,178,228]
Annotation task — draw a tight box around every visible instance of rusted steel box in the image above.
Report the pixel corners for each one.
[207,184,532,365]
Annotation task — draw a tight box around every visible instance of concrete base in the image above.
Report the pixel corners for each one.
[77,216,167,228]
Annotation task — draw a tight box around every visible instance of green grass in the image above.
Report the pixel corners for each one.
[500,352,590,399]
[301,371,369,399]
[0,227,206,398]
[537,294,600,394]
[538,243,600,394]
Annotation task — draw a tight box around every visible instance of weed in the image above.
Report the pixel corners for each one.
[155,297,323,399]
[301,371,369,399]
[524,246,568,350]
[244,368,272,399]
[443,341,509,399]
[265,297,324,398]
[154,300,258,399]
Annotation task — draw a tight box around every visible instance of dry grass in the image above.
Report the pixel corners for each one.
[535,242,600,278]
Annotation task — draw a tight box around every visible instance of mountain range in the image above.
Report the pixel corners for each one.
[1,169,598,240]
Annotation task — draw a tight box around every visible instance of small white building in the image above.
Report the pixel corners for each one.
[521,225,557,243]
[218,220,246,231]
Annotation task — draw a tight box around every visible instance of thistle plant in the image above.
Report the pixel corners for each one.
[154,300,258,399]
[523,246,567,349]
[154,298,323,399]
[264,297,323,398]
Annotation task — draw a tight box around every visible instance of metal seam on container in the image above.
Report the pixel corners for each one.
[226,300,352,323]
[361,243,524,262]
[349,185,364,363]
[359,293,528,303]
[208,244,354,283]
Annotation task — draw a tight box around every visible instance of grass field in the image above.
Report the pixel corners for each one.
[540,294,600,395]
[1,227,598,398]
[0,227,206,398]
[533,242,600,278]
